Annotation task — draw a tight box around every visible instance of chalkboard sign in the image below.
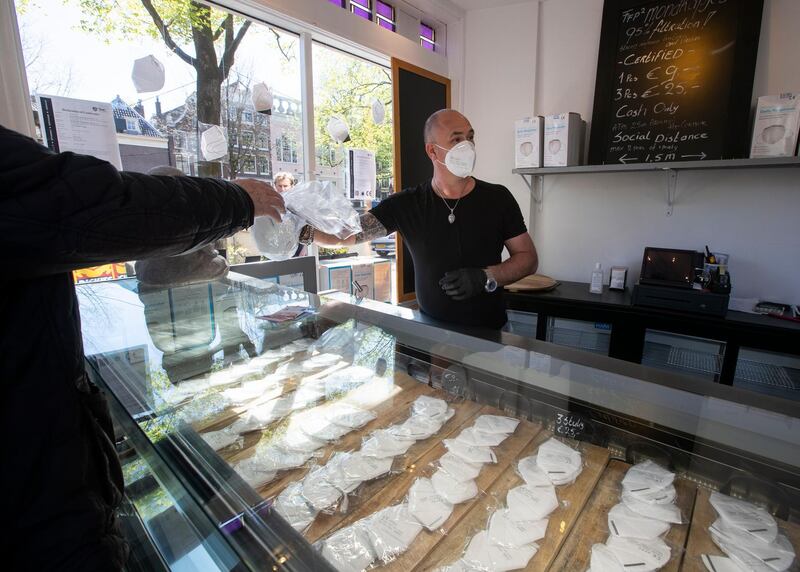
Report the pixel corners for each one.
[589,0,763,165]
[555,411,589,440]
[391,58,450,303]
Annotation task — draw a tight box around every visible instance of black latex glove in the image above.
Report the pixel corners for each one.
[439,268,487,301]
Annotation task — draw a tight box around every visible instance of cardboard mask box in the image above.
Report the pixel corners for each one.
[515,116,544,168]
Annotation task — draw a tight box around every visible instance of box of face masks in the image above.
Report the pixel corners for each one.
[750,93,800,158]
[515,117,544,168]
[544,112,583,167]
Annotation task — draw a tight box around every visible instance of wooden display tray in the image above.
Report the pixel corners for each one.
[420,431,610,571]
[683,488,800,572]
[549,459,697,572]
[505,274,559,293]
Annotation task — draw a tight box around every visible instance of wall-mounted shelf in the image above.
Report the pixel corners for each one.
[513,156,800,216]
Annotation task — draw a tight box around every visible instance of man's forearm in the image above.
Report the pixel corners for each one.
[315,231,356,246]
[487,252,538,286]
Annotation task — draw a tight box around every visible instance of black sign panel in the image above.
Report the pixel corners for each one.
[589,0,763,165]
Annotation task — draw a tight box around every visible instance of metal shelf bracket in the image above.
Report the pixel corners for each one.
[519,174,544,212]
[665,169,677,216]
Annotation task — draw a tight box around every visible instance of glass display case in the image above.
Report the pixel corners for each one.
[77,272,800,572]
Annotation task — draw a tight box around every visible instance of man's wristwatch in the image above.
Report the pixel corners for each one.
[484,268,498,292]
[298,224,315,246]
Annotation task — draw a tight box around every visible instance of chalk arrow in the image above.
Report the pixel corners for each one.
[619,154,638,164]
[681,152,707,160]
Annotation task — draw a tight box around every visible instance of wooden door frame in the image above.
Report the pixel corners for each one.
[391,57,451,303]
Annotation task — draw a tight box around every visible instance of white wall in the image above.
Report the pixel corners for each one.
[462,1,539,232]
[461,0,800,304]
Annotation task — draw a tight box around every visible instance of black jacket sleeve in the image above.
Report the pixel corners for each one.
[0,124,254,278]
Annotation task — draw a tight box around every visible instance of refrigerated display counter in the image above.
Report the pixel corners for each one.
[77,273,800,571]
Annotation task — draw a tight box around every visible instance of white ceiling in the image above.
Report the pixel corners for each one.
[450,0,537,11]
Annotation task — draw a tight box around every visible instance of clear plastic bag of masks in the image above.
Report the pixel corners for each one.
[283,180,362,239]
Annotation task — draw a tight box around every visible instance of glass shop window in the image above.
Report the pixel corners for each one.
[312,42,394,211]
[376,1,396,31]
[351,0,372,20]
[420,22,436,51]
[15,0,304,269]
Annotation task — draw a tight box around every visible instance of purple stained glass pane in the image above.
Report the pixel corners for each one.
[379,18,395,31]
[352,5,370,19]
[376,1,393,19]
[421,40,434,51]
[329,0,344,6]
[420,23,435,41]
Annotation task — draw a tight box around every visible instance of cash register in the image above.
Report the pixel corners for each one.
[632,246,731,317]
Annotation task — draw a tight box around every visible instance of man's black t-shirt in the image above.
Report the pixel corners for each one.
[370,178,527,329]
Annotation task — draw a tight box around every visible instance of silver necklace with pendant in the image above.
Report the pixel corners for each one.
[433,183,462,224]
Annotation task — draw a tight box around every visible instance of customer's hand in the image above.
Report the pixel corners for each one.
[234,178,286,221]
[439,268,487,300]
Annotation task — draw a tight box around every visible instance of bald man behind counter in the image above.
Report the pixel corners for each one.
[310,109,538,329]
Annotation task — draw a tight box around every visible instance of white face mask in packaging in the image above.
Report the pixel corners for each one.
[201,428,242,451]
[412,395,449,418]
[701,554,751,572]
[340,452,394,488]
[364,503,423,563]
[200,125,228,161]
[389,414,446,440]
[371,98,385,124]
[251,82,273,114]
[324,403,376,430]
[231,396,292,433]
[488,509,548,547]
[408,477,454,530]
[517,456,553,488]
[432,468,479,504]
[320,452,360,494]
[434,561,479,572]
[505,484,559,522]
[455,427,509,447]
[131,54,165,93]
[298,415,351,442]
[302,352,342,371]
[608,503,671,539]
[277,425,328,453]
[462,530,539,572]
[435,141,476,179]
[622,492,683,524]
[234,457,276,489]
[605,536,672,572]
[255,445,313,472]
[622,460,675,494]
[536,438,583,485]
[439,452,483,482]
[443,439,497,464]
[321,522,376,572]
[274,482,318,532]
[361,430,416,458]
[473,414,519,435]
[208,365,260,387]
[343,378,396,410]
[290,382,327,410]
[626,483,677,505]
[710,519,795,572]
[301,465,343,511]
[222,382,282,406]
[709,492,778,543]
[589,543,626,572]
[326,116,351,144]
[252,214,300,261]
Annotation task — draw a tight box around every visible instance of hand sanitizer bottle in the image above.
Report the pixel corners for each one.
[590,263,603,294]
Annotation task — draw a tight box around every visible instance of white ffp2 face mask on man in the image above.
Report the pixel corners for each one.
[435,141,476,178]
